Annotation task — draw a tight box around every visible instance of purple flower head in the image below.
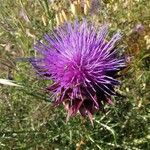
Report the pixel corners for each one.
[31,20,126,123]
[134,24,144,33]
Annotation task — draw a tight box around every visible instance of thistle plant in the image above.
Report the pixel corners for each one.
[31,20,126,123]
[1,0,149,149]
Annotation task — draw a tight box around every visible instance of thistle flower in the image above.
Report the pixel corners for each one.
[134,24,144,34]
[134,24,144,32]
[31,20,126,123]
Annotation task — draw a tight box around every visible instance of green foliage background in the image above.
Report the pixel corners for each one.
[0,0,149,149]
